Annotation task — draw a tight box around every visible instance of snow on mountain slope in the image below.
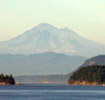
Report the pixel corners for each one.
[0,23,105,57]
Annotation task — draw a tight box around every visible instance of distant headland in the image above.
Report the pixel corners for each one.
[68,65,105,85]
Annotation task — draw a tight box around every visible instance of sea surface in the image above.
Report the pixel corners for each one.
[0,84,105,100]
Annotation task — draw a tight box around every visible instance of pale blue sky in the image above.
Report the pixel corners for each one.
[0,0,105,44]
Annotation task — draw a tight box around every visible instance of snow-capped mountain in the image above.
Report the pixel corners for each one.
[0,23,105,57]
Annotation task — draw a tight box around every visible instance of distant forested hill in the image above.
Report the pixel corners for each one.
[68,65,105,85]
[15,74,71,84]
[0,52,86,75]
[81,55,105,67]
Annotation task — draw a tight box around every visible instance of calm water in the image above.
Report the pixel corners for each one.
[0,84,105,100]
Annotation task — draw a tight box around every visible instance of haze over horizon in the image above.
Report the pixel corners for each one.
[0,0,105,44]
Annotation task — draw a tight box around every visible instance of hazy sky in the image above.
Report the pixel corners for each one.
[0,0,105,44]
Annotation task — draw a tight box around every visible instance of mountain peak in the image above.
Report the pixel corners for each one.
[31,23,58,32]
[37,23,57,29]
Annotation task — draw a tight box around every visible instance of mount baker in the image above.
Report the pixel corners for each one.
[0,23,105,57]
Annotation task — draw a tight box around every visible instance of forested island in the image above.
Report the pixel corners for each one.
[0,74,15,85]
[68,65,105,85]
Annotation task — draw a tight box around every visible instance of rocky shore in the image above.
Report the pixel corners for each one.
[69,81,100,85]
[0,82,20,85]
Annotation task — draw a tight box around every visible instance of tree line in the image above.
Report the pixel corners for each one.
[68,65,105,84]
[0,74,15,85]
